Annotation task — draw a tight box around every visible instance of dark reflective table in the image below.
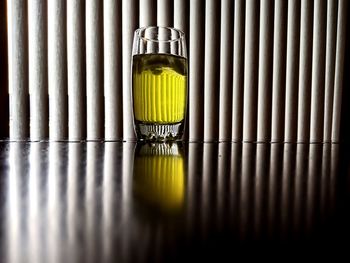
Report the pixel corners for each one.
[0,142,349,262]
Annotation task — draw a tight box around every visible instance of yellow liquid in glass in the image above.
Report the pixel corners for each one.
[132,54,187,124]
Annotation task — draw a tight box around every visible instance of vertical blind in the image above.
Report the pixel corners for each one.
[6,0,348,142]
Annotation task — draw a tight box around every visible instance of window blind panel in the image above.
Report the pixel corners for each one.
[8,0,29,139]
[174,0,189,141]
[243,0,259,142]
[104,0,123,140]
[257,0,273,142]
[310,0,327,142]
[219,0,233,142]
[48,0,68,140]
[323,0,338,142]
[157,1,173,54]
[204,0,220,141]
[174,0,188,32]
[297,0,313,142]
[284,0,300,142]
[28,0,48,140]
[139,0,157,27]
[68,0,86,141]
[231,0,245,142]
[86,0,104,140]
[189,0,205,141]
[0,0,9,138]
[332,0,347,142]
[271,0,287,143]
[122,0,138,141]
[157,0,173,26]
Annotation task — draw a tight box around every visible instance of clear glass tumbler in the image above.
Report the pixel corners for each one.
[132,26,188,141]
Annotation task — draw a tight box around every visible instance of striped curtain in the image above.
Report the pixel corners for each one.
[6,0,348,142]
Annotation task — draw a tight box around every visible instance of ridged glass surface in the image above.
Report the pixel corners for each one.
[132,54,187,124]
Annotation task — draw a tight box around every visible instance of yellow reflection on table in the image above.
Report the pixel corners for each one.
[133,143,185,214]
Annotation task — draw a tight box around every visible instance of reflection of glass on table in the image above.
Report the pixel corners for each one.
[133,143,185,214]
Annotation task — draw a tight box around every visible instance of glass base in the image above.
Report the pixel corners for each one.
[135,121,184,141]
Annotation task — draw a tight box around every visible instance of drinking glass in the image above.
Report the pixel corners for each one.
[132,26,188,141]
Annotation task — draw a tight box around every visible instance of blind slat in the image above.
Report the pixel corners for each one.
[323,0,338,142]
[29,0,48,140]
[104,0,123,140]
[284,0,300,142]
[243,0,259,142]
[297,0,313,142]
[232,0,245,142]
[9,0,29,139]
[68,0,86,140]
[189,0,205,141]
[157,0,173,26]
[140,0,157,27]
[48,0,67,140]
[204,0,220,141]
[257,0,273,142]
[174,0,189,141]
[271,0,287,142]
[219,0,233,141]
[332,0,347,142]
[310,0,327,142]
[174,0,187,32]
[122,0,138,141]
[86,0,104,140]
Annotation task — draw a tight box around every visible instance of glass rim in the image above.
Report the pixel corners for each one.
[135,26,186,43]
